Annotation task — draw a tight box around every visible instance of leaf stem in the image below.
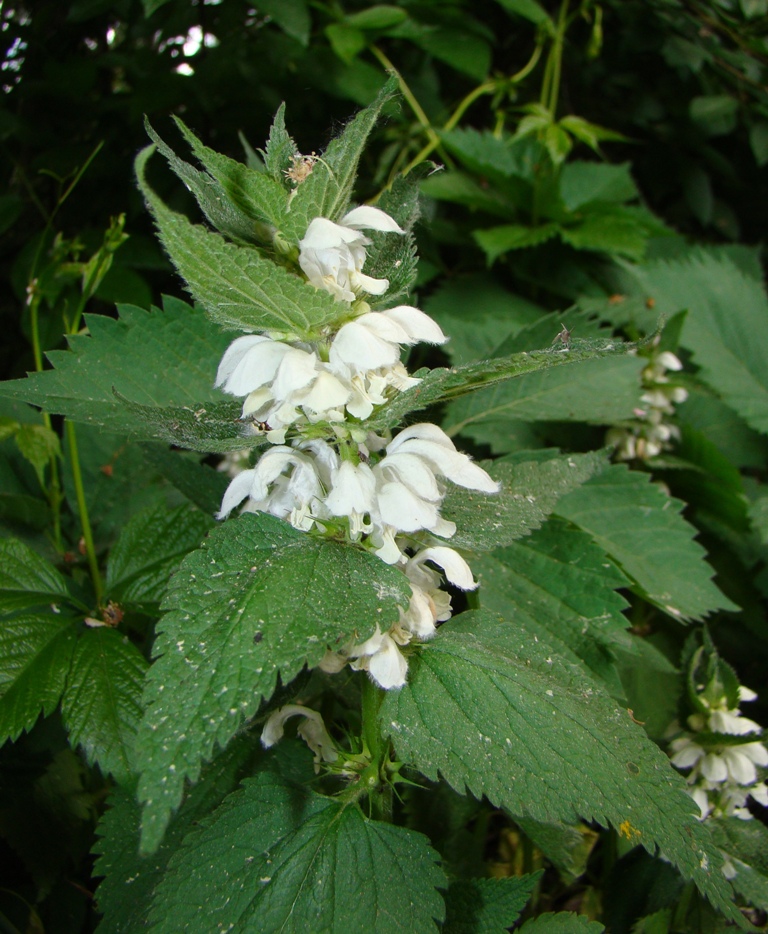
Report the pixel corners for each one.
[360,674,394,821]
[65,420,103,606]
[370,45,441,152]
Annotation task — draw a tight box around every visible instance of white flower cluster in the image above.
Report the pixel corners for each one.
[215,207,445,444]
[216,204,500,695]
[668,684,768,822]
[606,346,688,461]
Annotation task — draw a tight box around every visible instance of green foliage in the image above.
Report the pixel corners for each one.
[145,772,447,932]
[0,538,83,612]
[443,873,542,933]
[137,512,411,853]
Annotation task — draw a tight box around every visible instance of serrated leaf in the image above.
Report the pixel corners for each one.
[93,735,263,934]
[262,103,298,183]
[115,395,259,454]
[443,874,541,933]
[442,452,608,550]
[106,503,213,609]
[554,464,735,621]
[559,161,638,212]
[61,628,148,783]
[136,513,410,853]
[710,817,768,909]
[0,298,230,434]
[514,818,596,883]
[367,335,641,433]
[171,116,288,230]
[560,207,650,261]
[0,537,80,612]
[0,612,78,741]
[381,611,739,923]
[14,423,61,486]
[493,0,553,27]
[136,146,344,338]
[281,75,399,240]
[144,119,277,244]
[254,0,311,45]
[140,445,229,516]
[415,28,491,80]
[474,223,559,263]
[519,913,604,933]
[146,772,447,933]
[475,518,631,690]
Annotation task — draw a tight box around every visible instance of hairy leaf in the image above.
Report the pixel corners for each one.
[281,75,399,240]
[62,628,148,783]
[136,146,342,337]
[554,464,735,621]
[0,537,81,612]
[368,336,641,433]
[0,298,229,434]
[442,452,608,550]
[146,772,446,933]
[443,874,541,933]
[475,518,632,690]
[105,503,213,609]
[519,913,604,933]
[137,513,410,853]
[140,445,229,516]
[0,612,78,741]
[381,612,738,922]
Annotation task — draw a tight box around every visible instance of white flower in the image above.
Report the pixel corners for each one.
[325,460,376,538]
[261,704,338,771]
[709,708,763,736]
[349,624,408,690]
[329,306,447,378]
[216,446,324,530]
[299,206,404,303]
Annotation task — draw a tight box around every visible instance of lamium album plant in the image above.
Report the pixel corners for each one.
[1,75,767,933]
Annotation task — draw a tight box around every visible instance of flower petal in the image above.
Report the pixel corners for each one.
[342,205,404,233]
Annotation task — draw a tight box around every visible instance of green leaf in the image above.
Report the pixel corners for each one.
[281,75,399,240]
[559,161,638,212]
[346,5,408,29]
[325,23,367,63]
[554,464,736,621]
[710,818,768,909]
[0,298,230,434]
[443,874,541,933]
[105,503,213,609]
[559,116,629,149]
[475,518,632,690]
[420,170,516,218]
[262,103,298,183]
[136,513,410,853]
[368,333,642,434]
[143,119,281,244]
[61,628,148,783]
[0,537,79,612]
[114,395,258,454]
[380,611,739,923]
[493,0,553,27]
[442,452,608,550]
[0,612,78,742]
[136,146,343,339]
[424,276,543,366]
[560,207,650,261]
[689,95,738,137]
[14,423,61,486]
[93,736,262,933]
[0,492,50,530]
[414,29,491,80]
[519,913,605,933]
[169,117,288,230]
[140,445,229,516]
[474,224,560,264]
[258,0,311,45]
[544,123,573,166]
[146,772,447,932]
[440,129,539,186]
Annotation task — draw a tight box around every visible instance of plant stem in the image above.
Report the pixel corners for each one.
[546,0,571,117]
[370,45,441,152]
[360,674,393,821]
[65,420,103,606]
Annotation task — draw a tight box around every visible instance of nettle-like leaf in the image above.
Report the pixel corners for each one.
[280,75,399,241]
[143,119,283,244]
[475,518,632,692]
[0,611,79,742]
[61,628,148,784]
[554,464,735,621]
[518,913,605,933]
[441,452,608,550]
[262,102,298,182]
[367,335,641,433]
[0,298,231,435]
[381,611,740,924]
[586,248,768,436]
[93,736,262,934]
[443,873,542,933]
[711,818,768,911]
[145,772,447,933]
[137,512,410,853]
[105,503,213,610]
[136,146,343,339]
[0,537,83,612]
[140,445,229,516]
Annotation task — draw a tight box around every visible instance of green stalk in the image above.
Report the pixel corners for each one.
[65,420,103,607]
[360,674,393,822]
[546,0,571,117]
